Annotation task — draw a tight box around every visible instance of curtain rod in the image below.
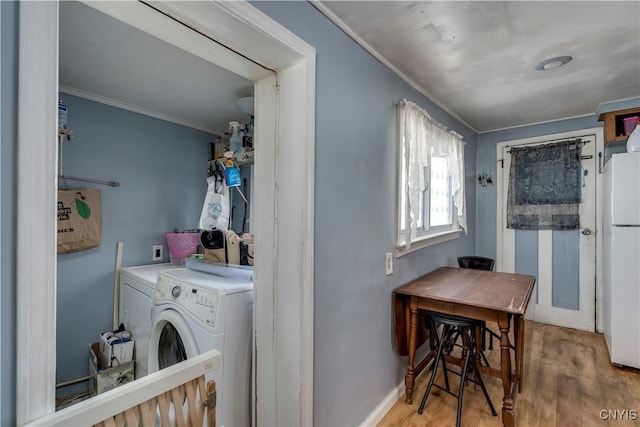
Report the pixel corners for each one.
[505,138,588,154]
[59,175,120,188]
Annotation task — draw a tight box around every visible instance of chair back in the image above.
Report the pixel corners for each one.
[457,256,495,271]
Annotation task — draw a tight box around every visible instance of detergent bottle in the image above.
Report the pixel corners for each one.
[224,151,241,187]
[229,121,243,153]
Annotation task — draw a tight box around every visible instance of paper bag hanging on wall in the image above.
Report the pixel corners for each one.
[57,189,102,254]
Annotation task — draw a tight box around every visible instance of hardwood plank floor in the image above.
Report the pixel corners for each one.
[377,321,640,427]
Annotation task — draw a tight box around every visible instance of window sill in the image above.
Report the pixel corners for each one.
[395,229,460,257]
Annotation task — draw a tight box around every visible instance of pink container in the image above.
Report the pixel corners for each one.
[623,116,640,136]
[166,232,200,265]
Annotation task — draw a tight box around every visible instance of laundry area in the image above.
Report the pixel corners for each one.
[54,2,259,425]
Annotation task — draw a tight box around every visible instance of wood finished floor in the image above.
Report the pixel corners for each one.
[377,321,640,427]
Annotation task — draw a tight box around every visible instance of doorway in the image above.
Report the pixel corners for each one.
[16,2,315,425]
[496,128,603,332]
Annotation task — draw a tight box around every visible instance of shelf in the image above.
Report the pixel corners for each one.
[209,151,254,167]
[598,107,640,144]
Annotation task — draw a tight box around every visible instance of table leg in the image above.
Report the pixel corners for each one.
[513,316,520,392]
[499,313,515,427]
[516,315,524,393]
[404,296,419,404]
[474,325,483,383]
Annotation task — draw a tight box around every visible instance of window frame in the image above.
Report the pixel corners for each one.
[395,103,462,255]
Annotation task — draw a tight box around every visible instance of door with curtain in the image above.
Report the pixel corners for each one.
[498,132,597,332]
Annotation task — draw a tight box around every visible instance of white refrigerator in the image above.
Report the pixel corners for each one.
[602,152,640,368]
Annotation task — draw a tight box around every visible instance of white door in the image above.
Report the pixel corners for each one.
[497,131,597,332]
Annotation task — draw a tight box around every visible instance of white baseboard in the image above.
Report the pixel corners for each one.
[359,381,406,427]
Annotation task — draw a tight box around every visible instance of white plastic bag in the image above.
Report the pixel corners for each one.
[199,173,230,230]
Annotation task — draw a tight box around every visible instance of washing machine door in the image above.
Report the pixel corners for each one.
[148,308,200,374]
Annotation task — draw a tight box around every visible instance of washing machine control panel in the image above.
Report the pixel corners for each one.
[156,274,219,326]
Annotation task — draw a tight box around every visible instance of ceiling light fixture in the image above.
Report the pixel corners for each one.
[534,56,572,71]
[236,96,254,116]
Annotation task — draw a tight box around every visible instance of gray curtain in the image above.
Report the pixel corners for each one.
[507,139,582,230]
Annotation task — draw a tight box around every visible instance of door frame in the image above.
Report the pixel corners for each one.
[16,1,316,425]
[496,127,604,332]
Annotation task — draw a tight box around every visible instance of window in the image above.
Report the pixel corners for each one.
[396,99,466,251]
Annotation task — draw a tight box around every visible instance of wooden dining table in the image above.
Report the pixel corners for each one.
[393,266,536,427]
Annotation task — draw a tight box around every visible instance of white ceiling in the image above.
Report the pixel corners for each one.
[315,1,640,132]
[60,1,639,135]
[59,1,254,135]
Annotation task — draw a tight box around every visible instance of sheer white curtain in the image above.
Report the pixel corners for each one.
[398,99,466,249]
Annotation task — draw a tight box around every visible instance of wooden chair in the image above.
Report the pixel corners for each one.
[22,349,221,427]
[457,256,495,271]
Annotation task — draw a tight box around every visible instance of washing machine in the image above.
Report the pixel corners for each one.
[148,265,253,427]
[118,263,183,379]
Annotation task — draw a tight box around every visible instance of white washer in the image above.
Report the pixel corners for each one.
[148,266,253,427]
[118,263,182,379]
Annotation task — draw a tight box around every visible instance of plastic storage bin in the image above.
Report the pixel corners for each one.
[166,232,200,265]
[623,116,640,136]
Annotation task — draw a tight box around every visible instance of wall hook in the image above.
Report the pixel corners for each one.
[478,171,493,187]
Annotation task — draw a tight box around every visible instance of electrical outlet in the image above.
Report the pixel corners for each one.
[152,245,163,261]
[385,252,394,276]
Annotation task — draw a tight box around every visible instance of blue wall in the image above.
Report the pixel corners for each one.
[1,1,18,425]
[251,3,476,426]
[55,94,212,394]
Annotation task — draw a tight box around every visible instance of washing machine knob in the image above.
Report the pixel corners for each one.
[171,286,182,299]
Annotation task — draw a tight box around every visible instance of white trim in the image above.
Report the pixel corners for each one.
[495,147,511,273]
[531,305,595,332]
[594,128,604,333]
[300,59,316,427]
[271,61,315,426]
[537,231,553,307]
[308,0,476,133]
[252,74,278,427]
[477,112,596,134]
[212,2,316,424]
[22,349,221,427]
[59,86,219,135]
[16,2,58,424]
[359,381,406,427]
[395,230,460,257]
[18,1,316,426]
[0,4,3,423]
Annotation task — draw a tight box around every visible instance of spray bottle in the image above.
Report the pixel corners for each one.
[229,121,243,154]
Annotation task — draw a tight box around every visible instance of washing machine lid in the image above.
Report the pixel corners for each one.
[185,258,253,280]
[120,263,182,289]
[160,267,253,295]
